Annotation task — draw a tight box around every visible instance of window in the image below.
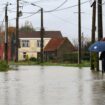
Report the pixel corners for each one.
[22,40,29,47]
[23,52,26,59]
[37,40,41,47]
[37,40,44,47]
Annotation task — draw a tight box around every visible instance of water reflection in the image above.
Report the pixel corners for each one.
[2,71,22,105]
[0,66,105,105]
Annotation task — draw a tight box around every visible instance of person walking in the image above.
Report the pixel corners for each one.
[100,51,105,73]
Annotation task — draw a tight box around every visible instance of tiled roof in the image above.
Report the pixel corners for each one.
[44,37,69,51]
[19,31,62,38]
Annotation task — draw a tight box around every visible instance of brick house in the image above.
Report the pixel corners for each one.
[44,37,76,61]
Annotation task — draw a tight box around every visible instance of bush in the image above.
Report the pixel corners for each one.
[0,61,9,71]
[29,57,37,61]
[25,54,29,61]
[82,52,90,61]
[63,52,78,63]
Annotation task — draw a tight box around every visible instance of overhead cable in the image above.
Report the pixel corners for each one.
[45,0,89,12]
[44,0,68,12]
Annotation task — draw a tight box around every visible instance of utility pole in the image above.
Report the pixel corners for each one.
[40,8,44,63]
[15,0,19,62]
[4,3,8,62]
[96,0,103,71]
[78,0,81,64]
[91,1,96,43]
[90,0,96,70]
[98,0,103,40]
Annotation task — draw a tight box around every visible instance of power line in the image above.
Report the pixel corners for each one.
[8,9,38,14]
[21,0,68,12]
[45,0,89,12]
[44,0,68,12]
[6,0,89,14]
[0,0,104,23]
[48,12,92,31]
[8,9,40,21]
[20,9,40,19]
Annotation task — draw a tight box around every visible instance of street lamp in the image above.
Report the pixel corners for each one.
[31,3,44,63]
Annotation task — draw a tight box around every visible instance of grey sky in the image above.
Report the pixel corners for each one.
[0,0,105,41]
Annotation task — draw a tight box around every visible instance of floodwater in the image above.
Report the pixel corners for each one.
[0,66,105,105]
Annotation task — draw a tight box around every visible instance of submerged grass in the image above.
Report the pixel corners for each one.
[9,60,90,67]
[43,61,90,67]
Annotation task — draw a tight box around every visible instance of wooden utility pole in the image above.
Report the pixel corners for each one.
[98,0,103,40]
[4,3,8,62]
[40,8,44,63]
[15,0,19,62]
[78,0,81,64]
[96,0,103,71]
[91,1,96,43]
[90,0,96,70]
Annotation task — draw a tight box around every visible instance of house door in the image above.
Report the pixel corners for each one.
[23,52,26,60]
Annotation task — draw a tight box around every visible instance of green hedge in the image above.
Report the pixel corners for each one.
[63,52,90,63]
[81,52,90,61]
[29,57,37,61]
[63,52,78,63]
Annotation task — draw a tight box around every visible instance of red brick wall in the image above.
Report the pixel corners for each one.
[0,44,11,61]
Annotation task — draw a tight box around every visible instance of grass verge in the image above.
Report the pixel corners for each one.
[9,61,90,67]
[0,61,9,72]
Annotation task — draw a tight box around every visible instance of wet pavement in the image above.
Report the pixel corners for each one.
[0,66,105,105]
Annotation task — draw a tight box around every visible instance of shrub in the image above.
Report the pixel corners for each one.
[63,52,78,63]
[25,54,29,61]
[29,57,37,61]
[0,61,9,71]
[82,52,90,61]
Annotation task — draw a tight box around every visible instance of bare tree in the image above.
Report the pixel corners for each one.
[19,21,35,32]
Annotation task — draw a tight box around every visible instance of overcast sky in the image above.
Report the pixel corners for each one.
[0,0,105,41]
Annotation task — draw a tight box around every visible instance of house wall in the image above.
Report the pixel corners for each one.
[19,38,51,60]
[0,44,11,61]
[0,45,4,60]
[57,39,75,61]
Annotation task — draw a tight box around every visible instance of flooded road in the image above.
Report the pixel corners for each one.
[0,66,105,105]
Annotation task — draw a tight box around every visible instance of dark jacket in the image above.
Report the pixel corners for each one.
[100,51,105,60]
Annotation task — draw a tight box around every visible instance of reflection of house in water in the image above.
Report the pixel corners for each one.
[44,37,76,61]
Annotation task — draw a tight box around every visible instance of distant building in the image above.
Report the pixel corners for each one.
[19,31,62,60]
[44,37,76,61]
[0,31,12,61]
[0,29,76,61]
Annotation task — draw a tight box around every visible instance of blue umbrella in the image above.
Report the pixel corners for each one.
[89,41,105,52]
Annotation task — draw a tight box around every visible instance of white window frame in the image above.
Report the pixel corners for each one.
[21,40,29,47]
[37,40,41,47]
